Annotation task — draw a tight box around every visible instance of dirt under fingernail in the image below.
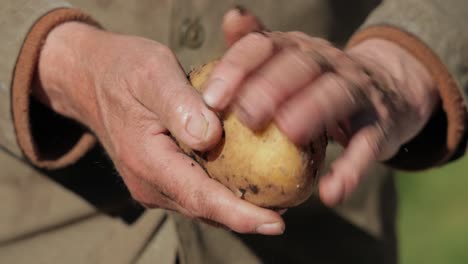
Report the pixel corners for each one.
[234,5,247,15]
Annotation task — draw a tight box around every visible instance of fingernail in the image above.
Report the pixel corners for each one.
[203,79,226,109]
[234,5,247,15]
[256,222,285,235]
[276,209,288,215]
[186,114,209,140]
[253,30,268,36]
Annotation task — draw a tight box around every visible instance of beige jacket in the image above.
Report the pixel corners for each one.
[1,1,467,263]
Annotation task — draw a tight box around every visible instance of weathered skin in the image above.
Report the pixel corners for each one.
[181,61,327,208]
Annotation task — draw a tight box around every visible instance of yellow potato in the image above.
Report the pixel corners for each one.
[180,61,327,208]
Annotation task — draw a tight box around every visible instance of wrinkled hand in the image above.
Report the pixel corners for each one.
[35,11,285,235]
[202,31,438,206]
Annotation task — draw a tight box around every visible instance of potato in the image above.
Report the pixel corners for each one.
[180,61,327,208]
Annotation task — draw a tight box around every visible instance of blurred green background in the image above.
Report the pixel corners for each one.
[397,156,468,264]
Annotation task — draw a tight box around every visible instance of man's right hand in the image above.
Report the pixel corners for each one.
[34,21,284,235]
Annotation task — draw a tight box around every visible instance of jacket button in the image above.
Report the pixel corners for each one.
[180,18,205,49]
[97,0,112,7]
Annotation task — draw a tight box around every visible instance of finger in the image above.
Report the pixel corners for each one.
[288,32,333,47]
[116,134,194,215]
[233,47,324,130]
[143,134,285,235]
[318,125,389,207]
[125,173,190,214]
[222,6,265,47]
[203,32,275,110]
[327,120,352,147]
[275,209,288,215]
[132,52,222,151]
[274,71,371,145]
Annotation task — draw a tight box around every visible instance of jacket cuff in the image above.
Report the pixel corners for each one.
[347,25,467,170]
[12,8,100,169]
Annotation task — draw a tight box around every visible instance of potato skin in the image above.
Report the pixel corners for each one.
[181,61,327,208]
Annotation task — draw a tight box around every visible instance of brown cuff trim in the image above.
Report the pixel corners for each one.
[12,8,100,169]
[347,25,467,170]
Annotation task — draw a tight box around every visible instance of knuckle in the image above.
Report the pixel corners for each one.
[222,57,248,79]
[130,59,159,89]
[291,32,329,48]
[160,90,196,130]
[366,128,386,158]
[288,48,321,75]
[238,31,273,52]
[290,30,306,37]
[357,70,373,89]
[269,31,298,49]
[133,46,176,81]
[215,60,249,90]
[343,171,360,195]
[332,50,348,64]
[377,103,392,122]
[188,189,239,229]
[245,31,267,42]
[247,75,279,107]
[275,109,308,145]
[155,44,176,60]
[187,189,211,217]
[289,31,310,41]
[310,37,333,47]
[232,218,255,233]
[235,105,268,131]
[339,76,370,108]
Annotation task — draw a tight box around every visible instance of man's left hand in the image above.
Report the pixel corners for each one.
[202,31,439,206]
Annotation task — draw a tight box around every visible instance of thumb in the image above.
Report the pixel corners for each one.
[130,53,222,151]
[222,6,265,47]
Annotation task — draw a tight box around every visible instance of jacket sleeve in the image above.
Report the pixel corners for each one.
[0,1,99,169]
[347,0,468,170]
